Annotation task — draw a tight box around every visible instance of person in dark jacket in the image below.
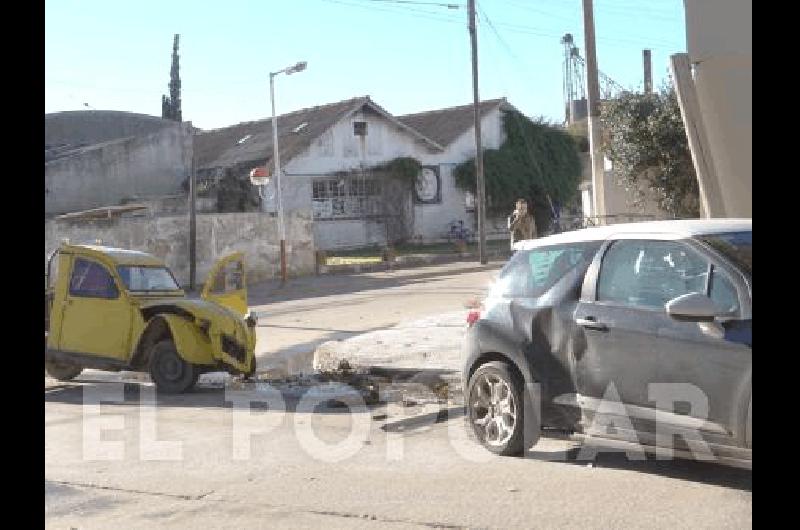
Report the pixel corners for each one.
[508,198,537,249]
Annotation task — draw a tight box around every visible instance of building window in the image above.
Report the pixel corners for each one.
[353,121,368,136]
[312,176,382,220]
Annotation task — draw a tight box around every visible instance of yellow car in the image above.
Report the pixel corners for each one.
[45,243,257,393]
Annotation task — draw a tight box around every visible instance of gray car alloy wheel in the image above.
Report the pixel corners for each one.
[471,372,518,447]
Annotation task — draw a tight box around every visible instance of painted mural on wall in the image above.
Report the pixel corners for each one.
[414,166,441,204]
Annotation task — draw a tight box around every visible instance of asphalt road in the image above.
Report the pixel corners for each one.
[45,380,751,528]
[45,262,751,528]
[247,261,504,376]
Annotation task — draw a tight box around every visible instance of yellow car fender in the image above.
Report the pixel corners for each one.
[159,314,216,366]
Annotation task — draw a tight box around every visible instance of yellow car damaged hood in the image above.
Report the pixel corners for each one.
[135,296,255,371]
[137,297,247,334]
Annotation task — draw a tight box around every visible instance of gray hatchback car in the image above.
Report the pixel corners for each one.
[462,219,751,467]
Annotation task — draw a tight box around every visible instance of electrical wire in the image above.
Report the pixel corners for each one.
[359,0,463,8]
[316,0,463,23]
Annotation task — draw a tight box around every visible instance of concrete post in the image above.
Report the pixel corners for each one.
[670,54,726,218]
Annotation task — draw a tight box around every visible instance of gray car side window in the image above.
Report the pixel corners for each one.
[597,240,740,314]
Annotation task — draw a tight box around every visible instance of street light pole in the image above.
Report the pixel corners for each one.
[266,61,306,284]
[269,72,287,284]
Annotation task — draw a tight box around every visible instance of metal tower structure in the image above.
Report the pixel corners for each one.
[561,34,585,124]
[561,33,625,124]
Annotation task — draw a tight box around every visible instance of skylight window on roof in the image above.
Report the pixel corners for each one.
[237,134,252,145]
[293,122,308,133]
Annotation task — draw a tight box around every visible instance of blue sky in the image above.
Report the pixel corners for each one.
[45,0,686,130]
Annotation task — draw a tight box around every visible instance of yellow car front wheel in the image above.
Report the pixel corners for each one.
[45,360,82,381]
[149,340,199,394]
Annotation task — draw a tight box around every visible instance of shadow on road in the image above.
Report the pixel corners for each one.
[44,380,382,414]
[527,442,752,491]
[378,408,751,492]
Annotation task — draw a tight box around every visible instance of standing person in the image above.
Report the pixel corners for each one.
[508,198,536,249]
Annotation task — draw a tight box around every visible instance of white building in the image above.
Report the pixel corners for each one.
[195,96,516,250]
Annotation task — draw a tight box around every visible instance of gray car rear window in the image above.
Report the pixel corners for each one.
[495,242,601,298]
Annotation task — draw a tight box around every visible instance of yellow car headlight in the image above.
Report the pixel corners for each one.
[196,318,212,337]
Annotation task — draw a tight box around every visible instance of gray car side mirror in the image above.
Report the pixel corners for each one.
[665,292,717,322]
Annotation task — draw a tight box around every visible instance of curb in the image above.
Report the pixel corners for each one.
[316,250,511,275]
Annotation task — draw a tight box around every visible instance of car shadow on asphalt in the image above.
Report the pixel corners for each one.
[379,408,751,492]
[44,379,385,414]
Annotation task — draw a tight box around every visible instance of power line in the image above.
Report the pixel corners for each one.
[319,0,680,49]
[495,0,576,24]
[361,0,462,8]
[475,1,567,196]
[494,0,682,42]
[534,0,681,20]
[316,0,463,22]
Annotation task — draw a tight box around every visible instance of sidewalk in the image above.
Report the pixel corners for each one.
[316,247,512,275]
[312,311,468,385]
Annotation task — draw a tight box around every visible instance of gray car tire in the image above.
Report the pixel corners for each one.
[467,361,526,456]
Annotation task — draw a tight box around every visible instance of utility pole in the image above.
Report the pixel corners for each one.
[581,0,606,221]
[467,0,486,264]
[187,124,197,291]
[643,49,652,94]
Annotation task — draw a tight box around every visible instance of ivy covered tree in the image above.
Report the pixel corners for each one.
[454,111,582,232]
[600,86,699,217]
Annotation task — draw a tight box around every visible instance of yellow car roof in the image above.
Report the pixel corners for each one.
[64,244,166,267]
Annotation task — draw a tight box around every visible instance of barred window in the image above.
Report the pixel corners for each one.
[312,177,382,220]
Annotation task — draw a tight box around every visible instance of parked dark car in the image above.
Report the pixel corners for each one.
[462,219,751,467]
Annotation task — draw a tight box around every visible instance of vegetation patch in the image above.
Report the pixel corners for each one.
[454,111,582,231]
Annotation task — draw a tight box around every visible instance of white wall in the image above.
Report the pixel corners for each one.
[45,122,193,215]
[410,107,507,242]
[264,104,509,249]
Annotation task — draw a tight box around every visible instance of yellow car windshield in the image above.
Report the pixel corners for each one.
[117,266,181,292]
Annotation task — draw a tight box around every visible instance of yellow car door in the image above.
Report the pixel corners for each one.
[201,252,248,317]
[58,256,132,360]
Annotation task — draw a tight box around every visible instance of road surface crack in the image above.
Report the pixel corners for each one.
[305,508,466,529]
[49,479,214,501]
[49,479,467,528]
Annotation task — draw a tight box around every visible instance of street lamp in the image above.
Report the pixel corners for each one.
[254,61,307,284]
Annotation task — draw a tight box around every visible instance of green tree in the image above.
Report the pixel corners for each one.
[454,111,582,232]
[600,87,699,217]
[161,34,182,122]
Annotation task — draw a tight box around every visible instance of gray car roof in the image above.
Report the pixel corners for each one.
[514,219,752,251]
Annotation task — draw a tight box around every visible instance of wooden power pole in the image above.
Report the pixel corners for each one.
[467,0,487,264]
[188,126,197,291]
[581,0,606,221]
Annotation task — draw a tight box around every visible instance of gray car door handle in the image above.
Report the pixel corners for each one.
[575,317,608,331]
